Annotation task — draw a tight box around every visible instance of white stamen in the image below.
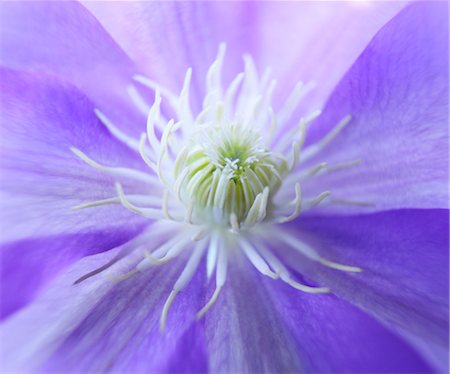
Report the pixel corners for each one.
[304,191,331,210]
[160,242,206,331]
[133,74,178,105]
[70,147,157,185]
[255,241,330,293]
[94,109,141,151]
[138,133,157,171]
[197,243,228,319]
[277,80,316,126]
[206,234,219,279]
[240,238,278,279]
[70,44,363,326]
[127,85,151,115]
[301,115,352,161]
[146,89,163,155]
[279,231,362,272]
[72,194,161,211]
[160,290,178,332]
[277,183,302,223]
[115,182,162,219]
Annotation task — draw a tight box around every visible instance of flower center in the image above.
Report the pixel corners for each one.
[70,43,364,331]
[174,122,287,226]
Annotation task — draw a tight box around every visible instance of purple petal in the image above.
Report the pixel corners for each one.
[0,68,149,241]
[83,1,404,109]
[0,1,144,136]
[301,2,448,213]
[82,1,254,105]
[204,260,432,372]
[203,263,302,372]
[0,68,150,316]
[250,1,406,110]
[0,249,207,372]
[284,208,448,371]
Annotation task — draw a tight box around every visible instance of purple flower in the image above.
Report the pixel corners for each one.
[0,1,448,372]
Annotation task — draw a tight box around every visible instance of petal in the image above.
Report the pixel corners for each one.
[283,208,449,371]
[203,262,302,372]
[204,259,432,372]
[83,1,405,108]
[0,68,149,243]
[300,2,448,213]
[0,1,144,135]
[0,231,141,320]
[0,69,150,316]
[251,1,407,110]
[82,1,254,103]
[0,246,207,372]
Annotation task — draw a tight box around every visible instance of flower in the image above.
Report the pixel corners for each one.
[0,1,448,373]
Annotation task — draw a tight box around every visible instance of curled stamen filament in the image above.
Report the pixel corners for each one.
[278,231,362,273]
[71,147,157,185]
[197,241,228,319]
[115,182,162,220]
[277,183,302,223]
[301,115,352,162]
[240,238,278,279]
[255,240,330,294]
[160,242,206,331]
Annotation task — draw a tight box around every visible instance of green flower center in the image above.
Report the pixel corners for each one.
[174,123,288,226]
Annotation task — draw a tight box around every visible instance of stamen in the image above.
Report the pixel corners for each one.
[115,182,162,219]
[240,238,278,279]
[70,44,363,325]
[108,268,139,282]
[206,234,219,279]
[94,109,141,151]
[127,85,151,115]
[177,68,194,125]
[278,231,362,273]
[72,194,161,211]
[133,74,178,105]
[70,147,157,185]
[255,241,330,293]
[139,234,192,268]
[304,191,331,210]
[146,89,163,155]
[160,242,206,331]
[160,290,178,332]
[277,80,316,126]
[230,213,240,233]
[157,119,176,186]
[318,258,362,273]
[301,115,352,161]
[290,142,300,171]
[138,133,157,171]
[278,183,302,223]
[276,109,322,153]
[244,187,269,226]
[197,243,228,319]
[162,189,179,221]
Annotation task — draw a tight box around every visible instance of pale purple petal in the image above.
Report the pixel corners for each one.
[0,68,149,242]
[0,1,144,136]
[83,1,405,110]
[283,208,448,371]
[204,260,432,372]
[0,247,207,372]
[0,69,150,317]
[203,263,302,372]
[300,2,448,213]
